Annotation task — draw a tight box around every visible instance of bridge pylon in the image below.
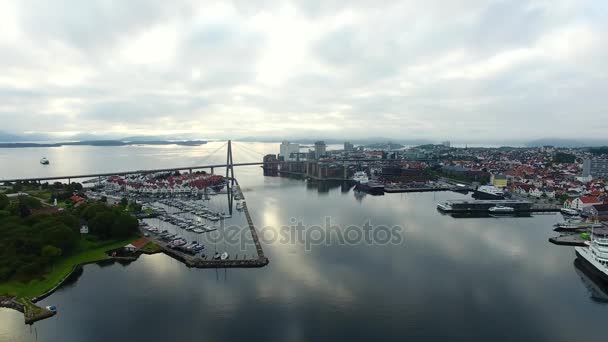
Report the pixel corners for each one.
[226,140,234,185]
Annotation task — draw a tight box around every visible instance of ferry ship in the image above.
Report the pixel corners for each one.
[575,228,608,283]
[560,208,579,216]
[352,171,384,195]
[473,185,504,200]
[488,205,514,213]
[40,157,50,165]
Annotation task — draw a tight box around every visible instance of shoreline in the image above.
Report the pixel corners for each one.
[0,239,138,324]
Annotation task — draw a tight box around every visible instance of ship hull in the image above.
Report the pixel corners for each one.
[472,191,504,200]
[575,248,608,284]
[355,183,385,195]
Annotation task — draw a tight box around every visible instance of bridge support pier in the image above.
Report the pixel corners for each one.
[210,167,214,174]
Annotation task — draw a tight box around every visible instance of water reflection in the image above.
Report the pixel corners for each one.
[574,257,608,303]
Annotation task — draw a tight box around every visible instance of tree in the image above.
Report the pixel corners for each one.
[41,245,62,270]
[120,197,128,207]
[100,196,107,203]
[89,212,114,239]
[0,193,8,209]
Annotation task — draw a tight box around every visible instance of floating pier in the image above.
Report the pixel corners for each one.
[146,182,268,268]
[437,199,561,213]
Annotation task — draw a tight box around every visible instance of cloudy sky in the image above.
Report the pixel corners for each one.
[0,0,606,142]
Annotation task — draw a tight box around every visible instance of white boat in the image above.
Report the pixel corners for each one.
[488,205,514,213]
[213,252,221,260]
[437,202,452,211]
[192,228,204,234]
[575,228,608,283]
[474,185,504,199]
[236,202,244,211]
[40,157,50,165]
[220,252,229,260]
[561,208,579,216]
[556,221,603,230]
[352,171,369,184]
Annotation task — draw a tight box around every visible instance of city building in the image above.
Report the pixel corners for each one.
[344,141,354,152]
[491,174,508,188]
[315,141,326,159]
[279,141,299,160]
[583,158,608,178]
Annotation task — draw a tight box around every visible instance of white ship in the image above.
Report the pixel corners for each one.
[352,171,369,184]
[474,185,504,199]
[40,157,50,165]
[560,208,579,216]
[575,228,608,283]
[488,205,514,213]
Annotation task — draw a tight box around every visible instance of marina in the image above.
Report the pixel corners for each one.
[436,199,560,213]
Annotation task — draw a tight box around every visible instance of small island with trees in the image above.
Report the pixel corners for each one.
[0,181,142,323]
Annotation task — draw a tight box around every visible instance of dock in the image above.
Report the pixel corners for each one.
[145,182,268,269]
[549,234,588,247]
[437,199,560,213]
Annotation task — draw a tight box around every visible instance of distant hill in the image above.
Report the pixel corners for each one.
[526,138,608,148]
[0,140,207,148]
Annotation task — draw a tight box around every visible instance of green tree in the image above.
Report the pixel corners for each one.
[0,193,8,209]
[90,212,114,239]
[120,197,128,207]
[41,245,62,270]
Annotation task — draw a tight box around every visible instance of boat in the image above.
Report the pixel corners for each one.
[192,228,204,234]
[488,205,514,213]
[556,221,603,230]
[236,202,244,211]
[40,157,50,165]
[213,252,221,260]
[575,228,608,283]
[352,171,369,184]
[220,252,229,260]
[473,185,504,200]
[45,305,57,312]
[561,208,579,216]
[437,202,452,211]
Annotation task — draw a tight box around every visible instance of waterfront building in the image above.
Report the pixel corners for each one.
[344,141,354,152]
[314,141,326,159]
[490,174,507,188]
[280,141,300,160]
[564,196,603,211]
[583,158,608,178]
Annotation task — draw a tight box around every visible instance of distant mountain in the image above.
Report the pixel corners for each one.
[235,136,433,146]
[365,142,405,150]
[0,140,207,148]
[526,138,608,148]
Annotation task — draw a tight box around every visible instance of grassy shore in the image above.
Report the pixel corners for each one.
[0,237,136,299]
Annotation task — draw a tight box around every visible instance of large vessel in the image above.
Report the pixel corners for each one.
[488,205,514,213]
[555,220,603,230]
[473,185,504,200]
[352,171,384,195]
[40,157,50,165]
[352,171,369,184]
[560,208,579,216]
[575,228,608,283]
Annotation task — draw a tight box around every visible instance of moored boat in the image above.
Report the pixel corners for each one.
[575,227,608,283]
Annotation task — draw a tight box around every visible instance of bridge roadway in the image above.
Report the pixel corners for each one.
[1,158,399,183]
[1,162,263,183]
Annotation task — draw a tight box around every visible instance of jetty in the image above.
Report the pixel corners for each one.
[146,182,268,269]
[437,199,560,213]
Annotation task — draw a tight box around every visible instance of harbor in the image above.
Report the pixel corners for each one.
[137,182,268,269]
[436,199,561,213]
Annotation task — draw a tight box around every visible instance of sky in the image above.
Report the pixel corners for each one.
[0,0,606,142]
